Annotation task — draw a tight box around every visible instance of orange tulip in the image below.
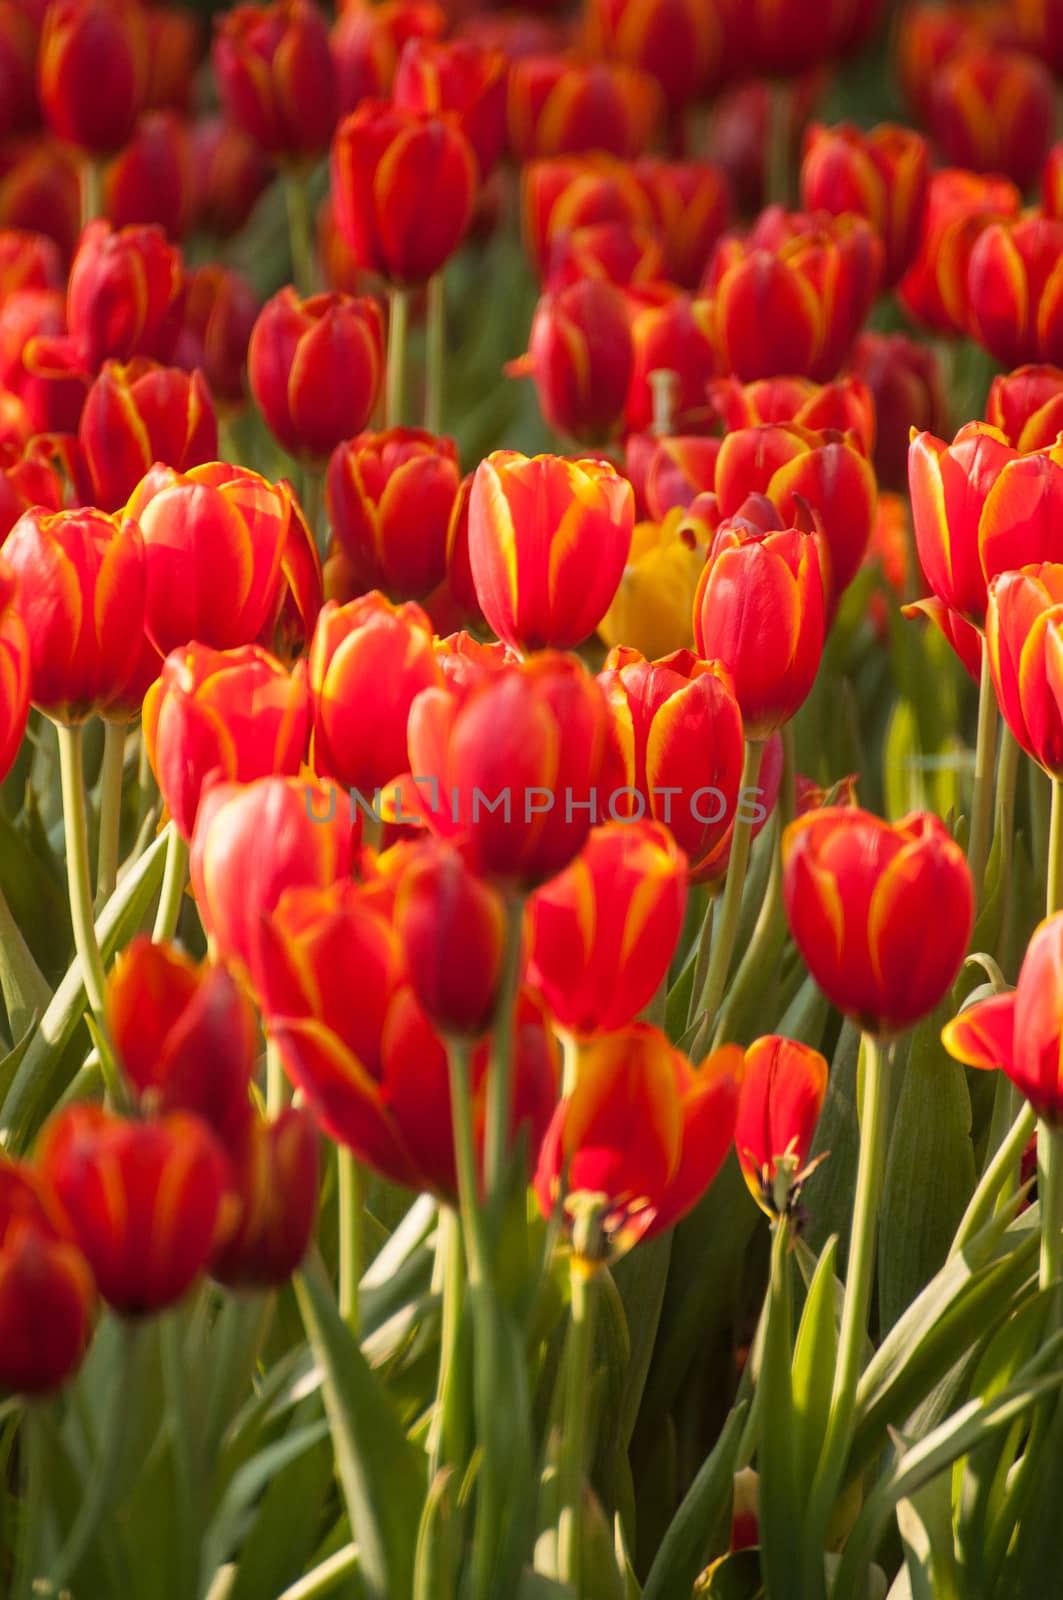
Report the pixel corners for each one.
[212,0,338,163]
[783,807,974,1036]
[78,358,217,511]
[985,562,1063,778]
[326,428,462,601]
[986,364,1063,451]
[968,214,1063,368]
[734,1034,828,1218]
[897,167,1020,340]
[800,122,929,286]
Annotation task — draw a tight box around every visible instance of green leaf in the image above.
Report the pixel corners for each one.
[0,804,71,984]
[611,1229,672,1449]
[295,1263,424,1600]
[0,880,50,1043]
[791,1236,838,1490]
[896,1474,966,1600]
[692,1547,764,1599]
[200,1419,330,1585]
[803,1020,861,1262]
[468,1280,536,1598]
[878,1010,977,1333]
[413,1470,460,1600]
[758,1231,799,1600]
[640,1402,748,1600]
[224,1400,336,1600]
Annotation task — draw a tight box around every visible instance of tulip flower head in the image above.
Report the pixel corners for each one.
[212,0,338,164]
[0,1160,95,1394]
[734,1035,828,1221]
[0,558,29,782]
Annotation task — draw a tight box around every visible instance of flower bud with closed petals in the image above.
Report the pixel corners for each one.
[469,450,633,653]
[38,0,147,154]
[545,220,663,289]
[67,220,184,372]
[743,0,863,74]
[39,1104,230,1315]
[986,364,1063,451]
[78,358,218,511]
[985,562,1063,778]
[212,0,337,163]
[127,461,290,656]
[586,0,725,106]
[327,427,461,600]
[0,558,29,781]
[898,168,1020,339]
[968,215,1063,369]
[522,154,651,280]
[928,48,1054,193]
[394,840,507,1037]
[0,1215,95,1394]
[191,117,272,239]
[508,55,662,163]
[0,138,81,264]
[519,278,633,444]
[331,101,477,286]
[849,332,946,493]
[598,645,745,881]
[2,505,144,722]
[106,937,258,1143]
[694,525,825,740]
[142,641,310,839]
[248,287,384,464]
[142,5,201,114]
[734,1034,828,1218]
[190,774,354,981]
[633,158,731,289]
[0,0,39,143]
[799,122,929,287]
[104,110,195,238]
[534,1025,742,1261]
[897,1,1020,123]
[260,481,324,661]
[943,911,1063,1124]
[906,422,1015,625]
[174,264,259,409]
[332,0,446,112]
[407,651,614,887]
[393,37,508,179]
[707,374,875,457]
[527,820,686,1036]
[782,807,974,1036]
[210,1107,318,1288]
[624,287,717,434]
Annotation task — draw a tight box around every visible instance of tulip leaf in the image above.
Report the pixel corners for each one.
[0,880,50,1045]
[225,1399,336,1600]
[467,1279,536,1598]
[295,1263,424,1600]
[0,803,72,985]
[413,1470,460,1600]
[791,1236,839,1491]
[878,1011,977,1333]
[758,1231,800,1600]
[640,1401,748,1600]
[991,1385,1063,1600]
[895,1474,966,1600]
[611,1230,672,1448]
[693,1548,765,1598]
[803,1020,861,1264]
[200,1417,330,1585]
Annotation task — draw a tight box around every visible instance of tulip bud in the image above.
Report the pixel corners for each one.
[906,422,1016,626]
[39,1104,230,1315]
[211,1107,319,1288]
[2,505,145,722]
[394,840,507,1037]
[898,167,1020,340]
[326,427,461,601]
[544,220,663,289]
[520,279,633,445]
[332,0,446,112]
[534,1025,743,1261]
[522,154,652,280]
[67,219,184,372]
[143,5,201,114]
[928,47,1054,192]
[38,0,148,154]
[694,525,825,740]
[190,774,354,981]
[598,646,745,880]
[331,101,477,286]
[799,122,929,287]
[0,0,39,143]
[968,215,1063,369]
[743,0,864,74]
[0,1214,95,1393]
[78,358,218,511]
[0,137,82,265]
[0,558,29,782]
[897,1,1020,123]
[393,37,508,179]
[106,937,258,1143]
[508,55,662,163]
[173,264,259,410]
[527,820,686,1036]
[633,158,731,289]
[103,109,196,238]
[127,461,290,656]
[212,0,338,164]
[191,116,273,239]
[986,563,1063,778]
[783,807,974,1036]
[142,641,310,839]
[850,332,946,492]
[587,0,725,106]
[734,1034,828,1218]
[624,287,717,434]
[468,450,633,653]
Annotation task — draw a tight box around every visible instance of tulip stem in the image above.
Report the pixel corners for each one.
[952,1100,1037,1257]
[802,1033,892,1596]
[1049,778,1063,917]
[266,1036,288,1116]
[686,897,715,1030]
[967,638,998,903]
[1039,1125,1063,1307]
[424,272,445,435]
[427,1204,464,1479]
[56,721,109,1026]
[14,1408,46,1600]
[337,1146,361,1336]
[94,720,126,912]
[386,287,410,429]
[557,1258,597,1589]
[765,79,793,208]
[301,466,325,556]
[446,1039,488,1286]
[152,823,189,943]
[80,155,103,228]
[284,173,316,298]
[694,739,765,1047]
[161,1310,200,1600]
[483,895,525,1227]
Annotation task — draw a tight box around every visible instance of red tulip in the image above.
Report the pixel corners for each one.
[212,0,338,163]
[38,0,147,154]
[0,1161,95,1393]
[519,278,633,444]
[985,562,1063,778]
[734,1034,828,1217]
[104,109,195,238]
[522,154,651,280]
[624,287,717,435]
[0,556,28,782]
[326,427,461,600]
[331,0,446,112]
[800,122,929,286]
[210,1107,319,1288]
[0,137,81,265]
[849,332,947,493]
[898,167,1020,340]
[394,839,507,1037]
[0,434,64,540]
[393,37,508,178]
[707,373,875,458]
[66,219,184,372]
[78,358,217,511]
[927,48,1055,193]
[190,117,273,239]
[967,214,1063,369]
[586,0,727,106]
[507,54,662,163]
[633,157,731,289]
[173,264,260,409]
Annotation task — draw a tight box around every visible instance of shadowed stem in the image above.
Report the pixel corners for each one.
[14,1406,46,1600]
[425,272,445,435]
[483,896,525,1224]
[557,1256,597,1588]
[95,719,126,911]
[1049,777,1063,918]
[386,286,410,429]
[967,637,998,902]
[1038,1125,1063,1311]
[693,739,765,1048]
[152,823,189,943]
[765,79,793,208]
[80,155,103,228]
[56,721,108,1024]
[337,1147,362,1336]
[284,173,316,297]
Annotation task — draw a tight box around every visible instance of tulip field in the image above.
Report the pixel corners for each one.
[8,0,1063,1597]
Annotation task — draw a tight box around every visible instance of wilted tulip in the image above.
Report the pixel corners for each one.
[986,364,1063,452]
[534,1025,742,1260]
[986,563,1063,778]
[783,807,974,1036]
[734,1034,828,1218]
[518,278,633,444]
[393,37,508,178]
[799,122,929,286]
[78,359,217,511]
[508,55,662,163]
[898,167,1020,339]
[142,642,310,839]
[212,0,338,163]
[331,0,446,111]
[0,558,28,781]
[633,158,731,289]
[248,287,384,463]
[394,840,507,1037]
[331,101,477,286]
[210,1107,318,1288]
[2,505,144,722]
[127,461,290,656]
[468,450,633,653]
[327,428,461,600]
[694,525,825,739]
[38,0,147,153]
[173,264,260,409]
[66,220,184,372]
[38,1104,230,1315]
[927,48,1054,193]
[849,332,946,492]
[104,110,195,237]
[967,215,1063,368]
[527,820,686,1036]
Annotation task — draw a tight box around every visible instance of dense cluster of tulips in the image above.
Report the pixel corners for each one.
[4,0,1063,1597]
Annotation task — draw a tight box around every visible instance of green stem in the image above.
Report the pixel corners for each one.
[993,727,1020,961]
[337,1147,362,1337]
[951,1100,1037,1256]
[152,823,188,943]
[427,1204,464,1479]
[556,1264,596,1588]
[266,1036,288,1117]
[80,155,103,228]
[1038,1125,1063,1310]
[694,740,765,1042]
[56,722,108,1025]
[161,1311,200,1600]
[424,271,445,435]
[284,173,316,297]
[301,465,325,557]
[14,1406,46,1600]
[483,895,525,1223]
[967,638,998,903]
[802,1034,892,1594]
[446,1039,488,1287]
[765,79,793,208]
[386,286,410,430]
[712,810,785,1048]
[685,896,715,1030]
[94,720,126,912]
[1049,777,1063,917]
